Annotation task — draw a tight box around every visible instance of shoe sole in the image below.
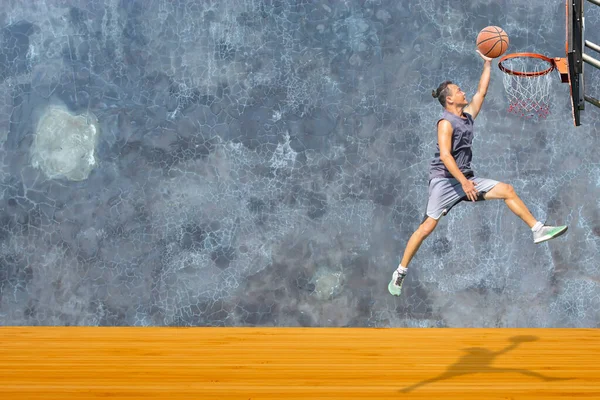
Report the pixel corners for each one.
[534,226,568,244]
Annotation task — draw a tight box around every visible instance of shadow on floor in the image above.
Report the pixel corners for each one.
[400,335,573,393]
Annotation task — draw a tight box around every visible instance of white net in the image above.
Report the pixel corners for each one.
[500,55,555,120]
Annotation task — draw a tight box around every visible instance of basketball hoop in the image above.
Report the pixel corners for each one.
[498,53,558,119]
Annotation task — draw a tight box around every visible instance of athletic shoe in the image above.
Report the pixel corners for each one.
[534,225,568,244]
[388,270,406,296]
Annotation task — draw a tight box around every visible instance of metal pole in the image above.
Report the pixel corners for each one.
[585,40,600,53]
[585,95,600,109]
[583,53,600,70]
[588,0,600,7]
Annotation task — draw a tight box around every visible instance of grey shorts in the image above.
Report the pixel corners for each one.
[423,176,500,222]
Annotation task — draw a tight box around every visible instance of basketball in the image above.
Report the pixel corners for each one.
[476,26,509,58]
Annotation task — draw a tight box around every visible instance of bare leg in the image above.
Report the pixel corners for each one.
[483,183,537,228]
[399,217,439,268]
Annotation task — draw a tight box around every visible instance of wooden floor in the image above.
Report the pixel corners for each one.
[1,328,599,399]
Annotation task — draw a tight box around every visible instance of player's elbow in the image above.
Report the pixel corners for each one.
[439,152,452,161]
[439,154,453,166]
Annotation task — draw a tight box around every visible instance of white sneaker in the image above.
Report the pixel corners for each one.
[388,270,406,296]
[533,225,568,244]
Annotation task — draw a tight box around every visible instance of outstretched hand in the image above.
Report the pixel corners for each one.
[476,49,493,62]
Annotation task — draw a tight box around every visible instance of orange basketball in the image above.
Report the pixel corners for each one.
[476,26,509,58]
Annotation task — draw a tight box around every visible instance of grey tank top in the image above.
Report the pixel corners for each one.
[429,110,474,180]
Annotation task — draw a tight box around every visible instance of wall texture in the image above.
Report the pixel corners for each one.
[0,0,598,327]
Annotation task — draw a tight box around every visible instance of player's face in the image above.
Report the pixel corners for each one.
[449,84,468,106]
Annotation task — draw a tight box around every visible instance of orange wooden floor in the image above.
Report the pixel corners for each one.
[1,328,599,399]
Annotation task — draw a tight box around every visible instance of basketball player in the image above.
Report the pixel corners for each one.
[388,50,568,297]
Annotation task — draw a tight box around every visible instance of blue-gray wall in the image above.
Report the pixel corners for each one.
[0,0,598,327]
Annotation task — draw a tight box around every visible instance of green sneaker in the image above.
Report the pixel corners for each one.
[388,270,406,296]
[534,225,568,244]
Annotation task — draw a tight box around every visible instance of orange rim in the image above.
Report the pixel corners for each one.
[498,52,556,77]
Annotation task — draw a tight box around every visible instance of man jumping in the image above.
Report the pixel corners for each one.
[388,50,568,297]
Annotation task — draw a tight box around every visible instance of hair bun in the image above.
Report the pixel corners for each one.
[432,90,438,98]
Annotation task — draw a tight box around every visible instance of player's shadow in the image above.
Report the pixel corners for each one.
[400,335,573,393]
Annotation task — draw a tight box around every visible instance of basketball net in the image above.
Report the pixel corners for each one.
[498,54,555,119]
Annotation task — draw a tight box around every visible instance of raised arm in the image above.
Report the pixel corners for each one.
[463,50,493,119]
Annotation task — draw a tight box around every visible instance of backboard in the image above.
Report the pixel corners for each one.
[567,0,584,126]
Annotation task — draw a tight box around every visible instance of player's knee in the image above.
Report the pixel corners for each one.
[505,183,516,198]
[419,219,437,237]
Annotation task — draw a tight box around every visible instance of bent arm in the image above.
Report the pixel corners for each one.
[464,57,492,119]
[438,120,469,184]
